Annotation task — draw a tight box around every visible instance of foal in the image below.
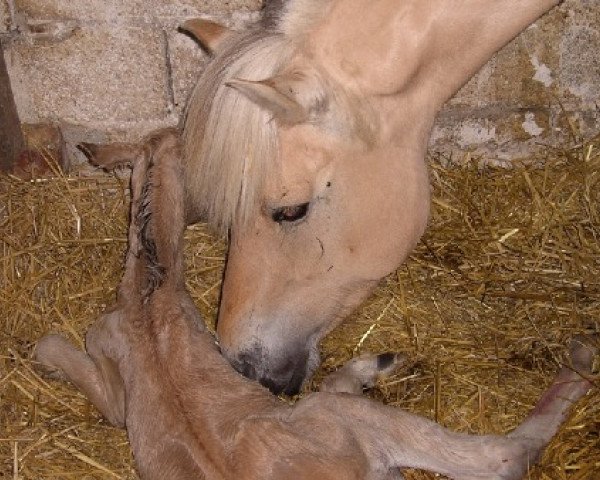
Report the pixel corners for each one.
[36,129,597,480]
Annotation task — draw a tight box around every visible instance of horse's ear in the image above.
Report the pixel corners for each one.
[227,72,328,125]
[180,19,233,54]
[226,78,309,124]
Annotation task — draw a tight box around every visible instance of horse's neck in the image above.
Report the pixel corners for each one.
[156,313,279,415]
[373,93,438,153]
[304,0,559,115]
[122,324,233,480]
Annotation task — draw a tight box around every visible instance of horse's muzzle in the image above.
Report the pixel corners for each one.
[226,345,309,396]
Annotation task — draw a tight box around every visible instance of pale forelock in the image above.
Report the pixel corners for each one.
[183,30,295,234]
[182,0,372,234]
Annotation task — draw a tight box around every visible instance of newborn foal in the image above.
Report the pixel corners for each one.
[36,129,596,480]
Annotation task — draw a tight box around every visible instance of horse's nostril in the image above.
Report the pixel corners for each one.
[260,376,288,396]
[232,357,289,395]
[282,372,304,396]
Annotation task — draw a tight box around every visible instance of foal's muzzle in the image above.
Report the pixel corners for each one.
[226,345,310,396]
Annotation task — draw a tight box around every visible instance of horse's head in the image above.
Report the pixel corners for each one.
[217,115,431,394]
[183,0,560,393]
[183,32,431,393]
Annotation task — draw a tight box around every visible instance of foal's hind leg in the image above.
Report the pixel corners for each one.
[35,310,127,427]
[324,336,596,479]
[320,352,405,395]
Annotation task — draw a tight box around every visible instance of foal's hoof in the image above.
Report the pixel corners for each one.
[320,352,407,395]
[349,352,407,386]
[569,335,598,374]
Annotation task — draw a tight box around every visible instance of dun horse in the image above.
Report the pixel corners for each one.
[35,129,596,480]
[179,0,569,394]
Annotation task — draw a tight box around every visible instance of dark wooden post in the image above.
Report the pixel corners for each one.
[0,41,25,171]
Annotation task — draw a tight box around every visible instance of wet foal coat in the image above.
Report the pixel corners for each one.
[36,129,596,480]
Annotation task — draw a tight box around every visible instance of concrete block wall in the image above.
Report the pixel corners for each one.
[1,0,598,167]
[433,0,600,161]
[1,2,9,33]
[1,0,262,166]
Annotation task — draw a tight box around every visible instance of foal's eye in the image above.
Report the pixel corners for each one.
[271,202,310,224]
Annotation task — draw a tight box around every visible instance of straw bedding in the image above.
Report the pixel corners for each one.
[1,136,598,479]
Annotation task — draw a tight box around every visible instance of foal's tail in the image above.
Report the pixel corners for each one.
[79,128,186,300]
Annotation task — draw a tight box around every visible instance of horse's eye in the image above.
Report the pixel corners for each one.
[271,202,310,224]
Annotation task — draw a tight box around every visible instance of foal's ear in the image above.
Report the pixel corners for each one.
[179,19,233,54]
[77,142,144,171]
[226,71,327,125]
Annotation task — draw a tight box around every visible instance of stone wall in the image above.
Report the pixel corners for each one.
[433,0,600,161]
[1,0,598,167]
[0,0,262,167]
